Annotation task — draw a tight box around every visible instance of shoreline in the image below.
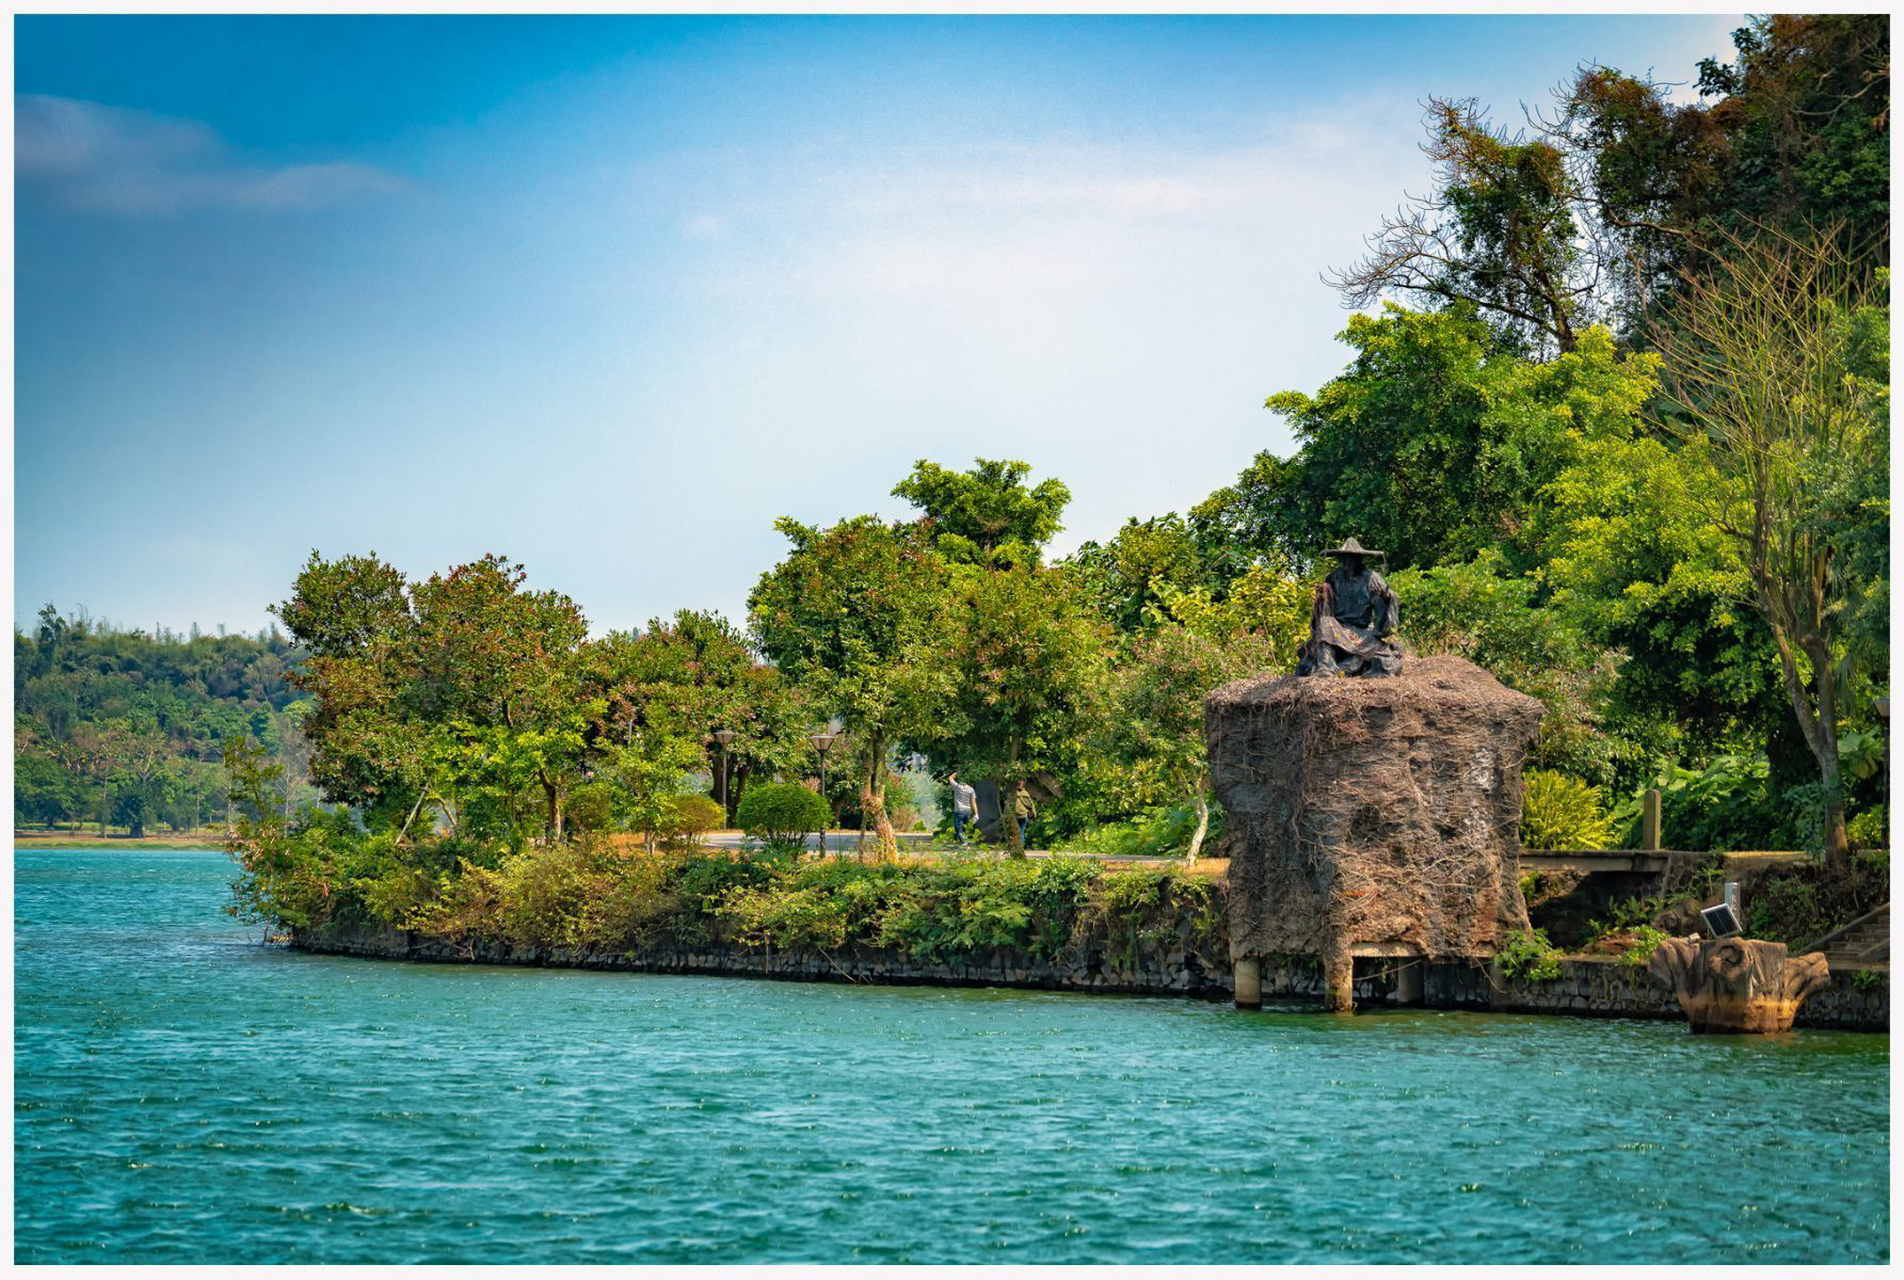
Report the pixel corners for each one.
[14,834,228,850]
[288,920,1890,1032]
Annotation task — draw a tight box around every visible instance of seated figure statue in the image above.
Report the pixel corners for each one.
[1296,537,1403,678]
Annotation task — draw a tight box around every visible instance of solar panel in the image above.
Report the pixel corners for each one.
[1701,902,1742,938]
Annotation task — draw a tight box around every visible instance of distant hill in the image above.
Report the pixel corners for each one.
[14,606,311,834]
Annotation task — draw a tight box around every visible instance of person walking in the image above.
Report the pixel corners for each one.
[1012,781,1037,854]
[948,771,978,847]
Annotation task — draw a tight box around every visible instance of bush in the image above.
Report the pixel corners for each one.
[659,793,726,850]
[1497,928,1564,982]
[1848,805,1886,850]
[1618,925,1669,968]
[1058,802,1222,860]
[736,782,830,851]
[1520,770,1617,850]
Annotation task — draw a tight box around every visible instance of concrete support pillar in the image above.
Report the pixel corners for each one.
[1641,787,1662,851]
[1323,945,1355,1014]
[1395,959,1423,1006]
[1233,956,1262,1009]
[1488,956,1510,1010]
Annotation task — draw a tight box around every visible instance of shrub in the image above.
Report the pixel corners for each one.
[1058,802,1222,860]
[1617,925,1669,968]
[1497,928,1564,982]
[1520,770,1617,850]
[659,793,726,850]
[736,782,830,851]
[1848,805,1887,851]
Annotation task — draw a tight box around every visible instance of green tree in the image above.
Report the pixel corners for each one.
[277,553,595,845]
[1326,98,1591,354]
[1650,225,1888,870]
[1225,306,1658,572]
[892,458,1071,567]
[1107,623,1276,860]
[749,516,946,857]
[593,610,810,823]
[1066,513,1211,633]
[908,564,1109,856]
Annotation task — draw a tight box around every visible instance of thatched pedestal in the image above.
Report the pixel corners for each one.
[1646,937,1831,1033]
[1207,656,1543,1012]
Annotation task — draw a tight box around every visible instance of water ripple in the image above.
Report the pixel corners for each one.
[13,847,1890,1263]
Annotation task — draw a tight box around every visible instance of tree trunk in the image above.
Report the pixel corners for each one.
[1004,738,1025,859]
[542,778,563,843]
[1187,784,1210,863]
[862,730,896,860]
[1809,641,1850,873]
[100,780,109,838]
[727,760,751,826]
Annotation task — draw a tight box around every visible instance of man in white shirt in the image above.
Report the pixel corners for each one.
[948,771,978,847]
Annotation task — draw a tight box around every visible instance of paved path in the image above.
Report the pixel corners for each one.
[695,830,1213,869]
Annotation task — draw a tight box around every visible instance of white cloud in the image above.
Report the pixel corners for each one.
[15,94,407,214]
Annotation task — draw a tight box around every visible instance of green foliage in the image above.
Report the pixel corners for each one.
[660,794,726,850]
[1847,806,1886,852]
[1497,928,1565,982]
[14,607,305,831]
[1066,513,1211,633]
[892,457,1071,567]
[1617,926,1669,968]
[1058,802,1222,862]
[1519,770,1617,850]
[1739,860,1884,950]
[1393,552,1620,784]
[748,515,946,849]
[1327,100,1587,354]
[1237,308,1658,573]
[590,609,812,823]
[735,782,830,850]
[905,562,1109,854]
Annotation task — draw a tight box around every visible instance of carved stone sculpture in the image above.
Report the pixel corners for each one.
[1646,936,1831,1034]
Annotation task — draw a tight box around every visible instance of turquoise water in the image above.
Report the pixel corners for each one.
[14,847,1889,1264]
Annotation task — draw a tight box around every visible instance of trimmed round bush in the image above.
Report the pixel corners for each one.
[736,782,830,849]
[660,793,727,849]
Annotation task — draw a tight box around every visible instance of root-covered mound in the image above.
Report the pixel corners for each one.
[1206,655,1543,964]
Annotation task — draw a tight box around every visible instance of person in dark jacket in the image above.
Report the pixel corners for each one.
[1012,781,1037,851]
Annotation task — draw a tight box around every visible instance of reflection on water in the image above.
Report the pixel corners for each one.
[13,847,1890,1263]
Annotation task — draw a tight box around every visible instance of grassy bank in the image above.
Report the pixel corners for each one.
[231,821,1226,976]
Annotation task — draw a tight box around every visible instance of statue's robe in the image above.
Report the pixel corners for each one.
[1297,563,1403,678]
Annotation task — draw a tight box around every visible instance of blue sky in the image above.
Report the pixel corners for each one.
[15,14,1746,636]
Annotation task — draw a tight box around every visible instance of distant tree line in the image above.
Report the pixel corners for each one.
[13,607,312,834]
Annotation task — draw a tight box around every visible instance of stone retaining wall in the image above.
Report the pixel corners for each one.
[290,921,1230,999]
[290,922,1887,1031]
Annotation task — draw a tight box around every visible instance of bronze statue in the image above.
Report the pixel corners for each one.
[1296,538,1403,678]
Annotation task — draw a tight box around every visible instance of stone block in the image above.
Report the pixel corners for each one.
[1208,655,1543,980]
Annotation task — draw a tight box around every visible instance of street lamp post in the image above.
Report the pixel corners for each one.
[713,729,736,820]
[809,730,840,854]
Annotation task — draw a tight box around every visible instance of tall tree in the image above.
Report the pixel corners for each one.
[1218,305,1658,573]
[907,563,1108,856]
[892,458,1071,567]
[1326,98,1592,355]
[1108,623,1276,861]
[1650,224,1887,870]
[276,553,594,846]
[749,517,946,856]
[592,609,810,823]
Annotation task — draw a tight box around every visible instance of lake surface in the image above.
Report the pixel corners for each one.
[14,846,1890,1264]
